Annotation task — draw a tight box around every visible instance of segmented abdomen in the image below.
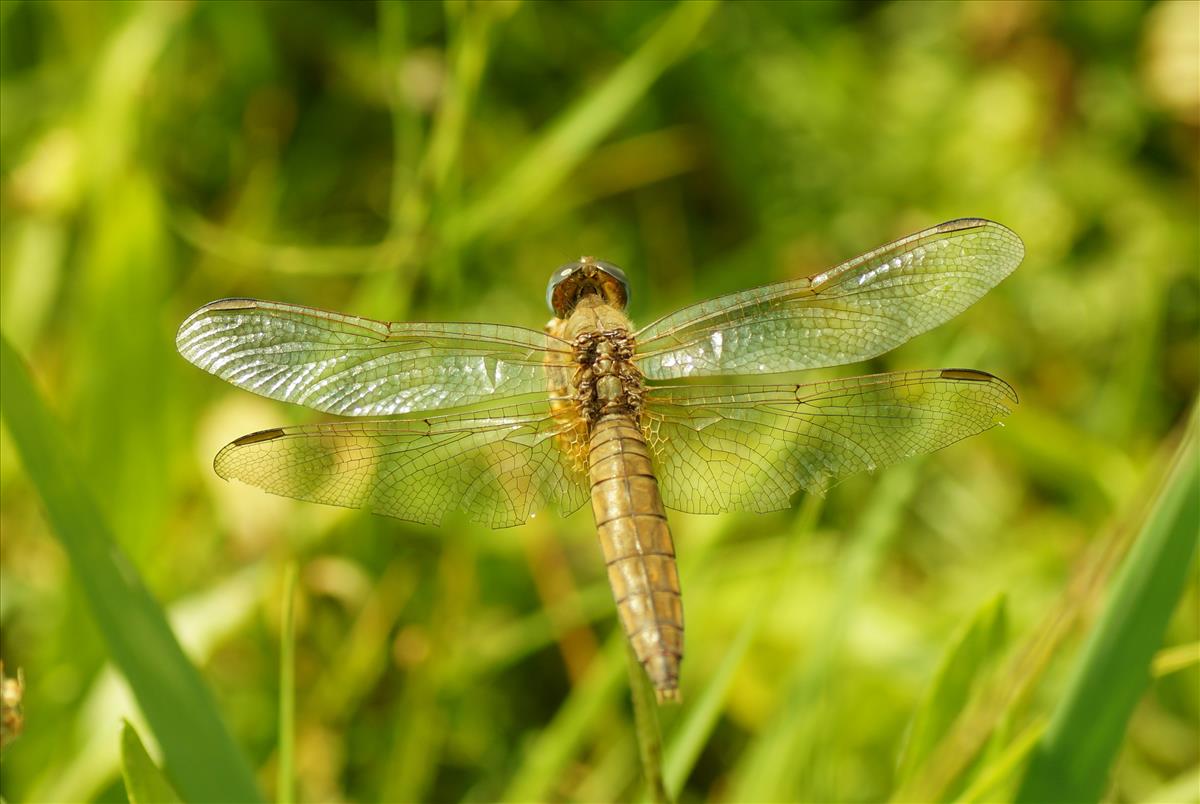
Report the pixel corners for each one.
[588,412,683,702]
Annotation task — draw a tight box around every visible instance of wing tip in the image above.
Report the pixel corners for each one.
[937,217,1025,262]
[176,298,263,355]
[202,297,262,312]
[180,297,263,327]
[939,368,1020,406]
[231,427,289,446]
[937,217,993,233]
[213,427,289,479]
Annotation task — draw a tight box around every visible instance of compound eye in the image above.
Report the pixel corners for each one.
[546,263,580,315]
[592,260,629,298]
[546,259,631,315]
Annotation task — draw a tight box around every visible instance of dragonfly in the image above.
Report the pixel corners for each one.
[177,217,1023,703]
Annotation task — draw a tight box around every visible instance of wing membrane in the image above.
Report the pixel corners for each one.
[214,402,588,528]
[177,299,574,415]
[635,219,1023,379]
[642,369,1017,514]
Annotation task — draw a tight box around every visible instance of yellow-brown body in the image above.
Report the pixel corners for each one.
[546,293,684,702]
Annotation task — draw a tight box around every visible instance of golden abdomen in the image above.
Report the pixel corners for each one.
[588,412,683,702]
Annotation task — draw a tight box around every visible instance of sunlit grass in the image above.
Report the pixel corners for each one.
[0,336,260,802]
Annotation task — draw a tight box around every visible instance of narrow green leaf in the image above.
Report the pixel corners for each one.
[663,494,823,797]
[955,717,1048,804]
[448,0,718,243]
[277,564,298,804]
[730,467,920,803]
[626,644,670,803]
[0,335,263,803]
[120,721,182,804]
[1152,641,1200,677]
[662,596,759,795]
[1016,401,1200,803]
[503,633,627,802]
[896,593,1008,787]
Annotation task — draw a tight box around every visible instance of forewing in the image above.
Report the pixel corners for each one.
[642,369,1017,514]
[214,402,589,528]
[635,219,1023,379]
[177,299,574,415]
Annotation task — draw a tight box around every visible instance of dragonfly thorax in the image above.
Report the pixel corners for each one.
[572,330,643,421]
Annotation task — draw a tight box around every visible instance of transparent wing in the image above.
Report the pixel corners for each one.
[177,298,575,415]
[213,402,589,528]
[642,369,1017,514]
[634,219,1023,379]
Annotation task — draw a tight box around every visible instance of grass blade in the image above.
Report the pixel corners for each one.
[26,565,268,803]
[663,494,823,797]
[448,0,718,243]
[277,564,298,804]
[120,721,181,804]
[955,717,1048,804]
[895,398,1197,803]
[1152,641,1200,677]
[503,632,627,802]
[896,594,1008,788]
[731,467,920,802]
[0,335,262,803]
[626,645,670,803]
[1015,400,1200,803]
[662,618,753,796]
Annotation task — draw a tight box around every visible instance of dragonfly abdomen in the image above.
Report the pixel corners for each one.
[588,412,683,702]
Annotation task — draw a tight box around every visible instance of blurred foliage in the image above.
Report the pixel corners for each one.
[1,1,1197,802]
[1017,403,1197,803]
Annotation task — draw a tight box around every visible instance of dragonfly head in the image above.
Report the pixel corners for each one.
[546,258,630,316]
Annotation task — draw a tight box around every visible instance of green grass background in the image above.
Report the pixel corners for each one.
[1,1,1197,801]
